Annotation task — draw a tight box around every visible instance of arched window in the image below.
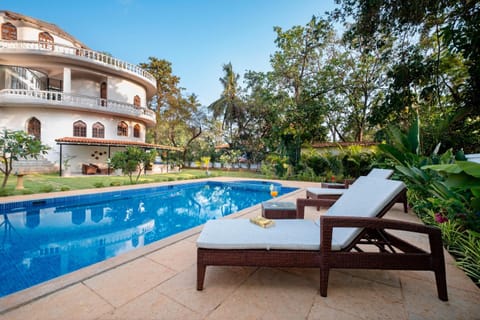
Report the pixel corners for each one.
[100,82,107,106]
[92,122,105,138]
[133,124,141,138]
[73,120,87,137]
[38,31,54,50]
[133,95,141,108]
[27,117,41,140]
[1,22,17,40]
[117,121,128,136]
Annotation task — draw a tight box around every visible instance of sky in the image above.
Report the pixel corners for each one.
[3,0,338,106]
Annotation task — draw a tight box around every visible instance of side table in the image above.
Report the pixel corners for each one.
[261,201,297,219]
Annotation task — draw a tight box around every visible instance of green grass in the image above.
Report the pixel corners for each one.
[0,169,266,197]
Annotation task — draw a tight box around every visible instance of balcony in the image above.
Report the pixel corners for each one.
[0,89,156,126]
[0,40,157,90]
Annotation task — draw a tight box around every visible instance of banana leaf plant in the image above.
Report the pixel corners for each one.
[423,161,480,212]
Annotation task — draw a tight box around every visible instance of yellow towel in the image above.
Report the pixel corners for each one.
[250,216,275,228]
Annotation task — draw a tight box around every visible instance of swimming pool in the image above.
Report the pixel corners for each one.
[0,180,297,298]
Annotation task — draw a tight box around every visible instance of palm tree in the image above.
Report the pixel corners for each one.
[208,62,245,132]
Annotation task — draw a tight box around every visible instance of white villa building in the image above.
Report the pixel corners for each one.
[0,10,178,175]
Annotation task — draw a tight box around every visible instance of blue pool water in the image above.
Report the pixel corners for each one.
[0,180,297,298]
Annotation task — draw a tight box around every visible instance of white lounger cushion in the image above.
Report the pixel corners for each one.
[197,219,322,250]
[321,176,405,249]
[366,168,394,179]
[197,176,405,251]
[306,168,394,197]
[307,187,345,196]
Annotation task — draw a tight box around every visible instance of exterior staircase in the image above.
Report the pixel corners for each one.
[11,156,57,174]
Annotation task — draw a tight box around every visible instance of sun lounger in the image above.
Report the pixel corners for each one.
[196,176,448,301]
[306,168,408,212]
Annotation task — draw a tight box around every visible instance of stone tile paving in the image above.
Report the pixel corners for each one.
[1,178,479,319]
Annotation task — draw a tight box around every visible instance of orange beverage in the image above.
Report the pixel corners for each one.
[270,190,278,197]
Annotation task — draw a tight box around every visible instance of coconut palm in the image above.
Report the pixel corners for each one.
[208,62,245,132]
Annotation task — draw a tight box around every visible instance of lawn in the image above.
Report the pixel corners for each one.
[0,169,267,197]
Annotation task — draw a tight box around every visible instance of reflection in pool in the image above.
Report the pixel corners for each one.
[0,180,297,298]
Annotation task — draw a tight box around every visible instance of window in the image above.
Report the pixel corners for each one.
[92,122,105,138]
[27,117,41,140]
[133,124,141,138]
[1,22,17,40]
[117,121,128,136]
[100,82,107,106]
[38,31,54,50]
[133,95,141,108]
[73,120,87,137]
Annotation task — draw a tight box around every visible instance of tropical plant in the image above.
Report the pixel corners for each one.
[208,62,245,141]
[0,129,49,188]
[110,147,156,184]
[422,161,480,232]
[378,118,480,286]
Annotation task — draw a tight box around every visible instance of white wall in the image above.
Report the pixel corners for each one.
[71,78,99,97]
[108,77,146,106]
[0,107,147,164]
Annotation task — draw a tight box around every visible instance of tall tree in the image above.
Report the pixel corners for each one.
[270,16,333,164]
[139,57,181,145]
[140,57,205,162]
[166,94,204,164]
[336,34,392,141]
[208,62,246,147]
[332,0,480,152]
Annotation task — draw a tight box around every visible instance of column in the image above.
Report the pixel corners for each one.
[63,67,71,93]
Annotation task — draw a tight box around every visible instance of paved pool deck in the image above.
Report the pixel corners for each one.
[0,177,479,320]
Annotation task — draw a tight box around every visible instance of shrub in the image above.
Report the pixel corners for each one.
[40,185,54,193]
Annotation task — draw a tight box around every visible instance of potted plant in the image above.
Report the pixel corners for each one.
[62,155,76,176]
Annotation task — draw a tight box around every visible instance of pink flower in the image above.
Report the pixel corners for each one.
[434,213,448,224]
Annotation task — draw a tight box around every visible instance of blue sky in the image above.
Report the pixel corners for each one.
[3,0,337,106]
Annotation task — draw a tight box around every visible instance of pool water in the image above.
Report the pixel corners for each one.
[0,180,297,298]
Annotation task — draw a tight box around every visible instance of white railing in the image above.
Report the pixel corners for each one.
[0,89,156,123]
[0,40,156,87]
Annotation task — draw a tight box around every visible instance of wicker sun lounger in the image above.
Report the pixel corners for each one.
[196,177,448,301]
[306,168,408,212]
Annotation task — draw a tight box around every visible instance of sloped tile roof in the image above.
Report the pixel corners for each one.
[55,137,183,151]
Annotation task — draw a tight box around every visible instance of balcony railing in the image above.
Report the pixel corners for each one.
[0,40,156,87]
[0,89,156,124]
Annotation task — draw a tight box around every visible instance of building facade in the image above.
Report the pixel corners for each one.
[0,10,170,175]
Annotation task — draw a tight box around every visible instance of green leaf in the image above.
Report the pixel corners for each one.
[422,163,463,174]
[378,143,407,165]
[456,161,480,178]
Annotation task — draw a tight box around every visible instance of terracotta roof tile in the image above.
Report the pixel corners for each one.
[55,137,182,151]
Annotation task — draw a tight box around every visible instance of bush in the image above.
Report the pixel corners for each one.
[297,148,378,182]
[40,185,54,193]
